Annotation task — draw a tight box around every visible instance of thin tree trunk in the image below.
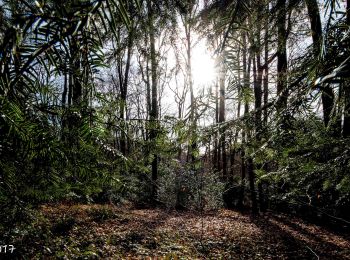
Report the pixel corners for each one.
[263,2,269,127]
[72,45,82,106]
[277,0,288,111]
[219,55,227,179]
[184,15,198,165]
[214,80,219,171]
[343,0,350,137]
[247,157,258,214]
[230,46,242,182]
[246,13,259,214]
[61,63,69,140]
[261,4,270,212]
[238,30,250,209]
[62,66,68,106]
[255,3,267,212]
[68,58,73,107]
[148,0,158,203]
[119,28,134,156]
[254,18,263,140]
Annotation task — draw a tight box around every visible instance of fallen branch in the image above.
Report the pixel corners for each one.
[306,245,319,260]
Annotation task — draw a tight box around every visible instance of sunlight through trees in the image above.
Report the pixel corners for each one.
[1,0,350,257]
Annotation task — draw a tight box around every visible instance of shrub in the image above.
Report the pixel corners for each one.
[157,162,224,210]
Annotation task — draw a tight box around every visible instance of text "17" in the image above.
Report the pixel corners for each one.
[0,245,16,253]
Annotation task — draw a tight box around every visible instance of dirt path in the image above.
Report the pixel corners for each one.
[12,204,350,259]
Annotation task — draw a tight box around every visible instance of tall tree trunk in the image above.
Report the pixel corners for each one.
[247,157,258,214]
[184,14,198,165]
[148,0,158,203]
[238,30,252,210]
[62,64,68,106]
[253,54,263,139]
[306,0,322,50]
[250,54,260,214]
[343,0,350,137]
[68,38,82,147]
[72,40,82,106]
[261,2,270,212]
[254,3,265,212]
[263,2,269,127]
[254,35,263,141]
[214,80,219,171]
[276,0,288,112]
[238,103,249,209]
[61,61,69,140]
[119,28,134,156]
[68,63,73,106]
[231,46,242,182]
[219,55,227,179]
[245,14,258,214]
[306,0,336,130]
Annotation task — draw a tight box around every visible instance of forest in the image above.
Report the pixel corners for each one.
[0,0,350,258]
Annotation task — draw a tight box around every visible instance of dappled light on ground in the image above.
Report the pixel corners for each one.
[12,204,350,259]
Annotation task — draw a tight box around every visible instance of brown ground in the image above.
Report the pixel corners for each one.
[10,203,350,259]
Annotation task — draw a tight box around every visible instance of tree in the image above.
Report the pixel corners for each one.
[180,0,199,165]
[276,0,288,112]
[0,0,136,212]
[146,0,160,203]
[343,0,350,137]
[306,0,336,131]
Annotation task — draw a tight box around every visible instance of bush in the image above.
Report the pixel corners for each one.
[157,162,224,210]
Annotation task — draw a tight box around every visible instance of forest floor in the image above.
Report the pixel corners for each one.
[9,203,350,259]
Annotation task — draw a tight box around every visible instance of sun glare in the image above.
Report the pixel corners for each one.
[192,41,216,88]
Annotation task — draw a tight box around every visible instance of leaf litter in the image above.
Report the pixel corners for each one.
[12,203,350,259]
